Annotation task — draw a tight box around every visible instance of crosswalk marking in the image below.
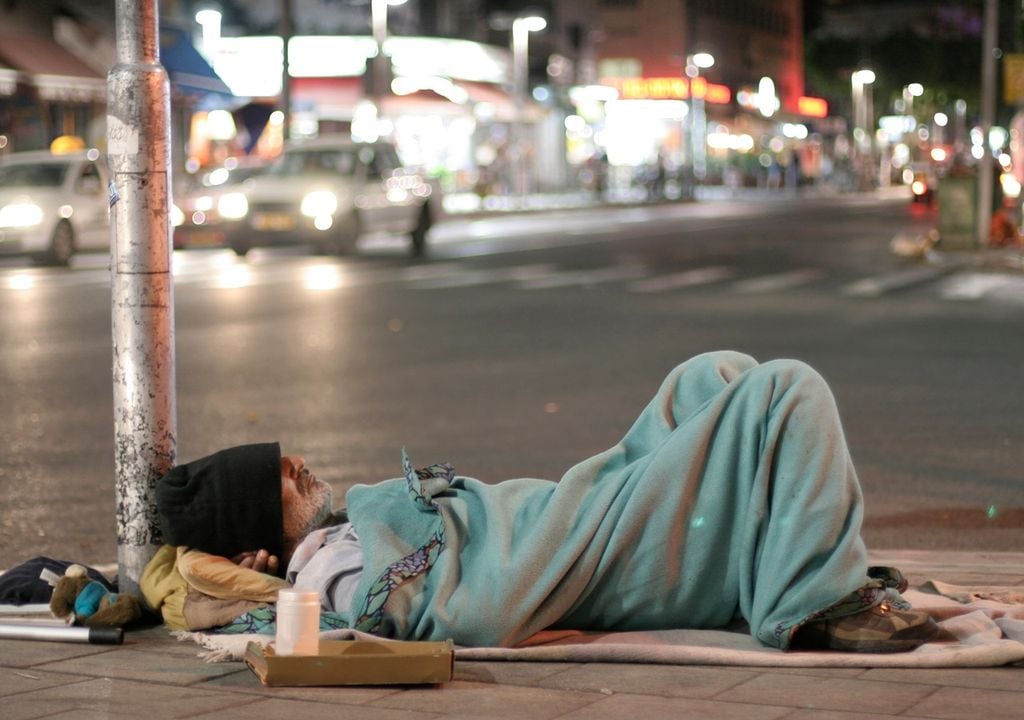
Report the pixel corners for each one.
[398,262,466,281]
[841,267,946,297]
[939,273,1024,301]
[627,266,735,293]
[409,264,555,289]
[4,254,1020,304]
[517,264,648,289]
[731,268,824,294]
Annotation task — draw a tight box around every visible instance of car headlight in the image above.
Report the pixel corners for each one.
[218,192,249,219]
[170,204,185,227]
[0,202,44,228]
[300,190,338,218]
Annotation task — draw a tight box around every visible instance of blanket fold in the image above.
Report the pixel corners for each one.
[345,353,874,650]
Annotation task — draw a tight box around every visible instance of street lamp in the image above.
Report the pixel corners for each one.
[851,68,876,189]
[685,51,714,188]
[194,8,222,60]
[902,83,923,160]
[903,83,923,124]
[371,0,408,63]
[511,14,546,198]
[364,0,408,136]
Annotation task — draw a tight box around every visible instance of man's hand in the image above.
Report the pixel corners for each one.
[230,549,279,576]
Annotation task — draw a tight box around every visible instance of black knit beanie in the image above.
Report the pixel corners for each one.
[155,442,284,560]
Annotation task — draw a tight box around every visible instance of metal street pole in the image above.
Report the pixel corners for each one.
[691,76,707,183]
[107,0,177,596]
[976,0,998,246]
[280,0,292,142]
[372,0,388,67]
[368,0,391,131]
[512,18,529,198]
[851,69,875,190]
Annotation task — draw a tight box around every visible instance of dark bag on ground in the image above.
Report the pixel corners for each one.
[0,556,116,605]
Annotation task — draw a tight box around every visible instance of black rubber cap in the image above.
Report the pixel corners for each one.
[88,627,124,645]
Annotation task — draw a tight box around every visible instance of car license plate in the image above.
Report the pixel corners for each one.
[185,230,224,247]
[252,212,295,231]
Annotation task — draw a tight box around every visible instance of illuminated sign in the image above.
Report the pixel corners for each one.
[214,35,510,97]
[705,84,731,104]
[621,77,688,99]
[1005,54,1024,104]
[797,96,828,118]
[600,77,731,104]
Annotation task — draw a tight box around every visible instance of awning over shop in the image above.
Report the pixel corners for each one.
[383,89,470,117]
[291,76,362,119]
[0,32,105,102]
[0,68,18,96]
[159,26,236,108]
[454,81,533,122]
[289,75,533,123]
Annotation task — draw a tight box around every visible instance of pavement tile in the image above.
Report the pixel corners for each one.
[733,666,866,678]
[188,697,443,720]
[454,660,583,686]
[713,672,939,714]
[367,679,606,719]
[786,710,939,720]
[33,647,242,685]
[0,667,92,696]
[6,702,135,720]
[4,677,248,719]
[902,685,1024,720]
[554,692,791,720]
[914,572,1024,586]
[0,639,113,668]
[531,662,757,699]
[201,666,402,703]
[125,627,222,657]
[130,640,217,658]
[860,666,1024,692]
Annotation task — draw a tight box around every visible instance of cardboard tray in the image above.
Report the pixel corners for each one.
[244,638,454,686]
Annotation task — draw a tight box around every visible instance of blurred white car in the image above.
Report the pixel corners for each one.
[218,136,438,257]
[0,149,109,265]
[172,158,268,250]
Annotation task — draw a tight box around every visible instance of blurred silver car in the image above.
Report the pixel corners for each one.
[172,158,268,250]
[0,149,109,265]
[218,136,438,257]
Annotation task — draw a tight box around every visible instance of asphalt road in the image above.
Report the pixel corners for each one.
[1,191,1022,569]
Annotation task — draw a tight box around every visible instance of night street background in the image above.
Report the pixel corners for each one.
[1,191,1022,568]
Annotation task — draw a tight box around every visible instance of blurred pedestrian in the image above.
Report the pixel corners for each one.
[990,164,1021,247]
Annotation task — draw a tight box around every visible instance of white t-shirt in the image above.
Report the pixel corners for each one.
[285,522,364,616]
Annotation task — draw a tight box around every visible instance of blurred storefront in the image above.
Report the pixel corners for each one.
[159,23,240,182]
[0,13,234,188]
[562,0,840,196]
[566,71,832,197]
[207,34,538,194]
[0,31,106,153]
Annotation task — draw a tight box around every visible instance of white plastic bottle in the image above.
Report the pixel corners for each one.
[275,588,320,656]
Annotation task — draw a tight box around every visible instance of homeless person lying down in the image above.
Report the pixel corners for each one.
[140,351,939,653]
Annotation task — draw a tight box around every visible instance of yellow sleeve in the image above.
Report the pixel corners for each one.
[175,547,288,603]
[139,545,188,630]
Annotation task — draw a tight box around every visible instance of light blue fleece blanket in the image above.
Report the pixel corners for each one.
[345,351,873,650]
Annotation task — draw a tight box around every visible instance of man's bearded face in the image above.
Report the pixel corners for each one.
[280,456,334,549]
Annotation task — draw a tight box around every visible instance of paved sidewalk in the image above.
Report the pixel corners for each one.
[439,183,900,218]
[2,550,1022,720]
[444,186,1024,278]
